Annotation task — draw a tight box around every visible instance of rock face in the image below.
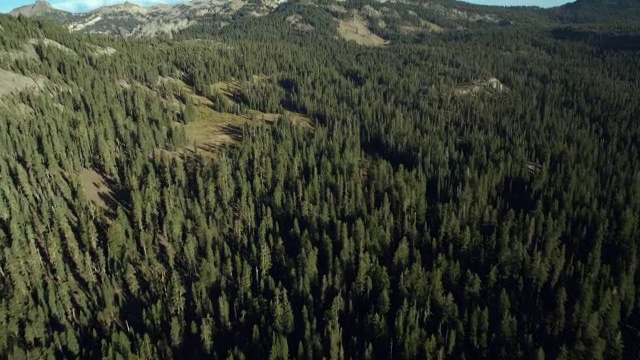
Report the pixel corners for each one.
[10,1,58,17]
[9,0,277,38]
[0,69,45,98]
[29,38,76,55]
[10,0,616,41]
[10,1,53,16]
[286,14,314,32]
[455,78,509,96]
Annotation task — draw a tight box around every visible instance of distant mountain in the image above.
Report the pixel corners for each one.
[9,0,72,22]
[4,0,485,38]
[9,0,638,39]
[9,0,284,38]
[550,0,640,24]
[10,0,56,16]
[566,0,640,9]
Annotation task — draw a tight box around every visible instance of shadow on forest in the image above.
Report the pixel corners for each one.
[499,176,536,212]
[220,124,244,142]
[195,143,226,154]
[552,28,640,52]
[278,78,310,115]
[182,124,245,157]
[95,168,130,218]
[343,68,366,87]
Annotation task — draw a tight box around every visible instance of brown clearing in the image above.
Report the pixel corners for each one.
[337,15,389,47]
[161,76,311,158]
[78,169,120,216]
[0,69,46,98]
[400,20,444,35]
[421,19,444,32]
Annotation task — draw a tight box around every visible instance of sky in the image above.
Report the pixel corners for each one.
[1,0,573,14]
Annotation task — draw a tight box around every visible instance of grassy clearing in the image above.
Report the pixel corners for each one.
[0,69,44,98]
[181,75,312,157]
[210,80,240,108]
[183,106,247,156]
[421,19,444,33]
[247,109,312,128]
[337,15,389,47]
[160,76,312,157]
[78,168,122,216]
[183,107,312,157]
[210,75,269,102]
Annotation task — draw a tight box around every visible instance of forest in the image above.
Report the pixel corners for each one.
[0,1,639,359]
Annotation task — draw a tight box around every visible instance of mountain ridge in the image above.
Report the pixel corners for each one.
[9,0,637,39]
[10,0,60,16]
[10,0,271,37]
[13,0,638,16]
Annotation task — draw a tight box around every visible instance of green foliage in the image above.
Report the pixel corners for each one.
[0,5,639,360]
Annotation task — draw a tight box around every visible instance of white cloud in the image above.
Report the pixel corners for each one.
[51,0,184,13]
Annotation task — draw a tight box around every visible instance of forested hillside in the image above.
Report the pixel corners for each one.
[1,1,640,359]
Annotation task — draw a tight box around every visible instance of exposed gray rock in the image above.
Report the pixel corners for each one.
[0,69,46,98]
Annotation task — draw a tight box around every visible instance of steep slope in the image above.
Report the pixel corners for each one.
[10,0,58,16]
[9,0,549,39]
[9,0,76,22]
[13,0,637,40]
[549,0,640,24]
[10,0,275,37]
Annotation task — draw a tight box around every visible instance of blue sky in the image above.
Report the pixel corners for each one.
[1,0,572,14]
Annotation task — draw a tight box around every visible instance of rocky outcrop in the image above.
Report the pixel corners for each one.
[455,78,509,96]
[0,69,46,98]
[10,0,57,17]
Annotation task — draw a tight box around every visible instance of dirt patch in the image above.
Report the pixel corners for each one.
[160,76,214,106]
[15,103,34,117]
[184,108,311,157]
[227,0,246,12]
[29,38,76,56]
[0,43,41,63]
[400,20,443,35]
[421,19,444,32]
[248,109,312,128]
[211,79,239,94]
[79,169,119,214]
[209,75,270,105]
[117,79,131,89]
[337,15,389,47]
[22,43,41,60]
[183,107,247,156]
[0,69,45,98]
[400,25,420,35]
